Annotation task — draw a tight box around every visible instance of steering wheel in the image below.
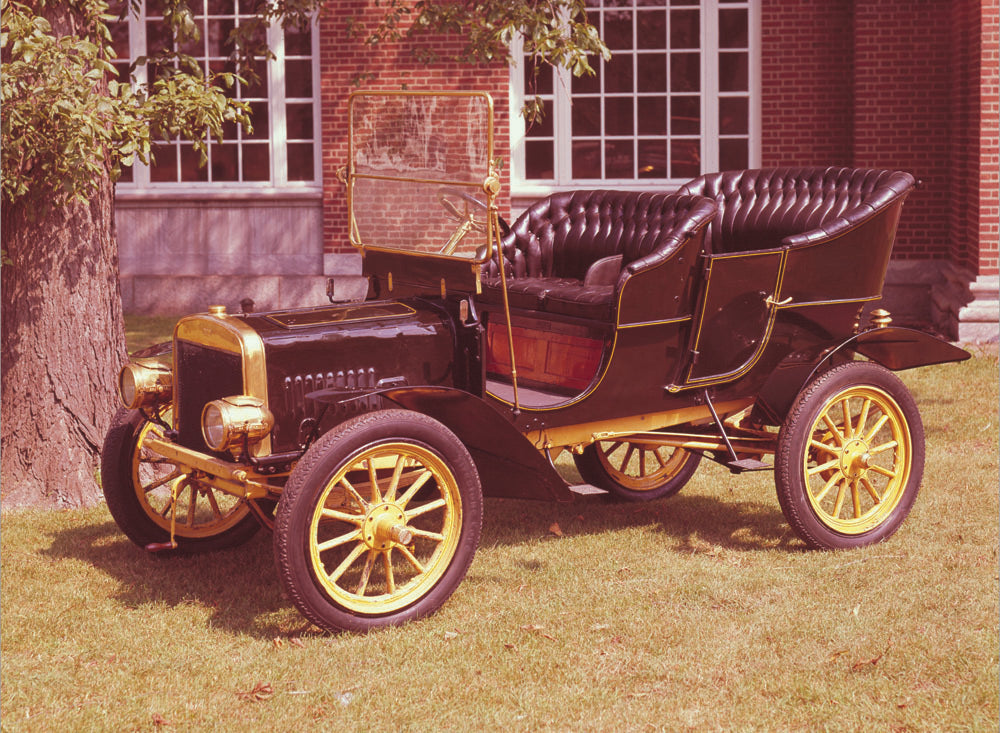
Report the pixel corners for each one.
[436,188,510,255]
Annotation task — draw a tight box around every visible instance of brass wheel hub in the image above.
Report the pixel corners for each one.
[362,503,412,550]
[839,439,871,480]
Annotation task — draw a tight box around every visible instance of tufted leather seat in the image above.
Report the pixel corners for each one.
[481,190,716,319]
[677,167,916,254]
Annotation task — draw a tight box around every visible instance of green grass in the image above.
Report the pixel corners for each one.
[123,313,183,354]
[2,325,996,731]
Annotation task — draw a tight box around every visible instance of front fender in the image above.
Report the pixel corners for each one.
[757,327,970,422]
[356,386,574,502]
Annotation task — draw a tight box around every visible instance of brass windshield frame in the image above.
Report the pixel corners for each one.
[345,90,497,265]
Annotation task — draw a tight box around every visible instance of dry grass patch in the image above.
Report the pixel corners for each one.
[2,331,996,731]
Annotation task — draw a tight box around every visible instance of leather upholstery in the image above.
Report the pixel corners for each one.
[481,190,716,319]
[677,167,916,254]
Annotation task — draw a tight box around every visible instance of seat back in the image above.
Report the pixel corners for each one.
[678,167,915,254]
[491,190,711,281]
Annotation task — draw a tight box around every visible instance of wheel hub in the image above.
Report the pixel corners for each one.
[840,439,871,479]
[362,503,411,550]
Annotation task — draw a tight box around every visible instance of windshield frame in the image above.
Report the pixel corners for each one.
[345,90,498,265]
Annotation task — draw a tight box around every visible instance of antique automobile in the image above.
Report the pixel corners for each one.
[102,91,970,633]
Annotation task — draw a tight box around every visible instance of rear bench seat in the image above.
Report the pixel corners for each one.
[480,190,716,320]
[677,167,916,254]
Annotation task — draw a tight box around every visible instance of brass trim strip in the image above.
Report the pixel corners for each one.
[617,315,693,329]
[353,172,486,188]
[523,398,754,451]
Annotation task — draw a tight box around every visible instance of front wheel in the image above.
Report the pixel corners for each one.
[274,410,483,633]
[775,362,924,549]
[101,408,261,552]
[574,440,701,502]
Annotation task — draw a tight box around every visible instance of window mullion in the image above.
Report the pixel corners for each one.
[554,64,573,186]
[131,5,151,187]
[748,0,762,168]
[268,21,287,185]
[701,0,720,174]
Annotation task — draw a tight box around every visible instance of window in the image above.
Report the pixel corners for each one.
[110,0,320,192]
[511,0,758,192]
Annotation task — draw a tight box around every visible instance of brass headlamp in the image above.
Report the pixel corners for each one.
[118,361,173,410]
[201,395,274,455]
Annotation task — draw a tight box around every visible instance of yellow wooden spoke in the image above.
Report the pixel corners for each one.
[861,476,881,503]
[356,550,376,596]
[822,414,845,445]
[383,551,396,594]
[602,441,623,458]
[405,498,446,520]
[339,476,368,511]
[868,463,897,479]
[832,480,848,519]
[384,455,407,503]
[841,398,854,439]
[328,543,366,584]
[408,527,445,542]
[397,469,433,508]
[807,457,840,476]
[205,488,223,519]
[851,479,862,518]
[864,413,890,443]
[809,438,839,457]
[185,484,198,526]
[321,507,365,525]
[869,439,899,455]
[143,469,183,494]
[813,472,843,503]
[316,529,361,553]
[395,544,425,574]
[366,459,381,503]
[855,397,872,438]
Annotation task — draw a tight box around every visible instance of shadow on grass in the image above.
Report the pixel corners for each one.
[42,520,296,638]
[482,489,799,553]
[41,487,797,638]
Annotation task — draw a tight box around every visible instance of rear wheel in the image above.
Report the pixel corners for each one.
[775,362,924,549]
[101,408,260,552]
[574,439,701,502]
[274,410,482,633]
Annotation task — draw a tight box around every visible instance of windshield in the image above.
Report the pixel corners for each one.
[347,91,496,261]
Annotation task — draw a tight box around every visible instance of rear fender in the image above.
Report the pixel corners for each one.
[343,386,574,502]
[757,327,970,422]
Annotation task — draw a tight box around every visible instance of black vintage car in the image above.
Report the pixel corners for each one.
[103,91,970,633]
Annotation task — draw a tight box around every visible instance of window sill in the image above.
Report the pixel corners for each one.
[115,186,323,205]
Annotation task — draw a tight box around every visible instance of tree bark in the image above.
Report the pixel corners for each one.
[1,2,128,508]
[1,178,127,508]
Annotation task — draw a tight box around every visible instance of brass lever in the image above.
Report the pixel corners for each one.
[764,294,793,307]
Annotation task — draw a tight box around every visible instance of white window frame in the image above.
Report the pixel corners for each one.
[509,0,760,199]
[116,3,322,198]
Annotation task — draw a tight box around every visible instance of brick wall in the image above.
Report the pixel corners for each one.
[981,0,999,277]
[318,2,510,257]
[760,1,853,166]
[761,0,995,277]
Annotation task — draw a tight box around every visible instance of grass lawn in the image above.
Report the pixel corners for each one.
[1,318,997,731]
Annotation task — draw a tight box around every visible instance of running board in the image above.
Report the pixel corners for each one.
[726,457,771,472]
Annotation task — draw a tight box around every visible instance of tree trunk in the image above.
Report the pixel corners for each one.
[1,179,127,507]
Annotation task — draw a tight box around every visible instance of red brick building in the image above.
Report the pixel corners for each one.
[116,0,998,341]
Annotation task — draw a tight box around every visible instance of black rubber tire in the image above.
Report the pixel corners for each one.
[274,409,483,633]
[775,362,925,549]
[100,407,261,553]
[573,440,701,502]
